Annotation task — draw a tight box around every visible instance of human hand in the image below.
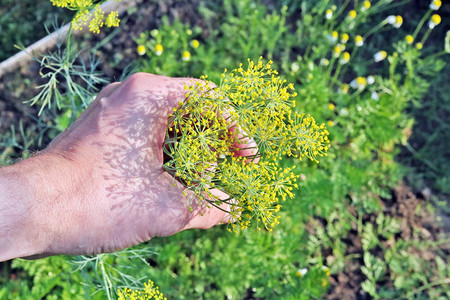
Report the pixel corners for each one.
[0,73,256,261]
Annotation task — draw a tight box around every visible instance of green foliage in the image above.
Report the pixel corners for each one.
[0,0,72,61]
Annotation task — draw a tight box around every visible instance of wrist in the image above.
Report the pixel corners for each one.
[0,157,42,261]
[0,152,89,261]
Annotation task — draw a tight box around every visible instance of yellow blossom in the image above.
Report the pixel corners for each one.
[350,76,367,90]
[355,35,364,47]
[341,33,349,44]
[430,0,441,10]
[394,15,403,28]
[328,103,335,110]
[429,14,441,29]
[416,43,423,50]
[361,1,371,11]
[340,52,350,64]
[155,44,163,56]
[348,10,357,20]
[51,0,121,34]
[118,279,166,300]
[164,58,329,232]
[182,50,191,61]
[137,45,146,56]
[325,9,333,19]
[333,45,342,57]
[405,35,414,44]
[340,84,349,94]
[374,50,387,62]
[190,39,200,48]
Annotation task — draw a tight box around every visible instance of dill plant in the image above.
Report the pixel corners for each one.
[163,57,330,232]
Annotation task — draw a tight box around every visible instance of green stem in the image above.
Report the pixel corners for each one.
[330,61,343,86]
[413,9,432,40]
[363,20,388,40]
[419,28,432,45]
[65,23,73,65]
[410,278,450,296]
[334,0,351,19]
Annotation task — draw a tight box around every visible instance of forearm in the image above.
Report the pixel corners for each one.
[0,160,42,261]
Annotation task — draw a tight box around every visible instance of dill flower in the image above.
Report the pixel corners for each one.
[341,33,349,44]
[326,9,333,19]
[164,58,329,232]
[429,14,441,29]
[155,44,163,56]
[327,31,339,43]
[118,279,166,300]
[89,5,105,34]
[374,50,387,62]
[51,0,120,33]
[361,1,371,12]
[430,0,441,10]
[340,52,350,64]
[350,76,367,90]
[348,10,357,20]
[405,35,414,44]
[137,45,146,56]
[355,35,364,47]
[190,39,200,49]
[182,50,191,61]
[105,11,120,27]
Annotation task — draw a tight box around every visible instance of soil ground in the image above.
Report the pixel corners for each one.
[0,1,448,298]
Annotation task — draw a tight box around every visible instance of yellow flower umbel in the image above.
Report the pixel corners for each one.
[118,279,166,300]
[163,58,329,232]
[50,0,120,33]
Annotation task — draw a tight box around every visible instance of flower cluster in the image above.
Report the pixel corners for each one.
[163,58,330,232]
[50,0,120,33]
[118,279,166,300]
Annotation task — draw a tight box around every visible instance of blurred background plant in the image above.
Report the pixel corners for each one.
[0,0,449,299]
